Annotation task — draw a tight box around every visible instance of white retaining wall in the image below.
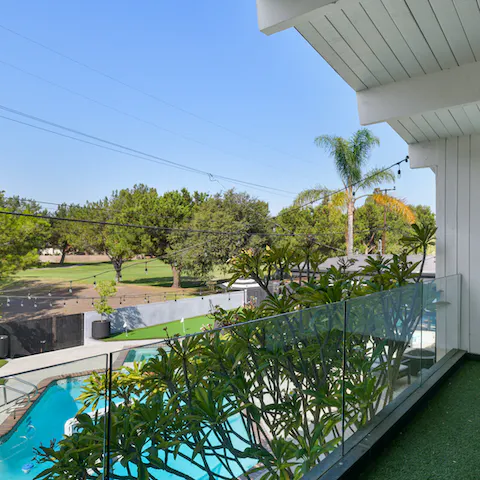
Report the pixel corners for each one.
[84,291,245,343]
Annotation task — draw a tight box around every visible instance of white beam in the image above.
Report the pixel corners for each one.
[408,139,444,169]
[257,0,338,35]
[357,61,480,125]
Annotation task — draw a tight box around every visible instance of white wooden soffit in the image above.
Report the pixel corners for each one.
[257,0,339,35]
[357,61,480,126]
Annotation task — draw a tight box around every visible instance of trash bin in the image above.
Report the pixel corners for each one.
[0,335,9,359]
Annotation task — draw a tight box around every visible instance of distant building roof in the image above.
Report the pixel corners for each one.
[293,254,435,278]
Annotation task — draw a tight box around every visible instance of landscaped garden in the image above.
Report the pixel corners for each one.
[30,223,439,480]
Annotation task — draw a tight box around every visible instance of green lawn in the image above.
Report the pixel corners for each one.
[105,314,213,341]
[360,360,480,480]
[0,360,7,369]
[13,259,207,288]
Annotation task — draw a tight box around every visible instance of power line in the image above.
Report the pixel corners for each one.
[0,23,312,165]
[0,209,358,237]
[0,58,278,170]
[0,105,296,198]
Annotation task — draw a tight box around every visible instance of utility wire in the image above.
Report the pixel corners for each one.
[0,105,296,197]
[271,157,409,221]
[0,58,278,170]
[0,209,394,239]
[0,23,311,165]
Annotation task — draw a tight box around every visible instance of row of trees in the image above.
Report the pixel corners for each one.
[0,126,435,287]
[0,184,434,287]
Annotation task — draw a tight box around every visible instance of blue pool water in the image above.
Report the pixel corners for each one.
[124,347,163,363]
[0,376,256,479]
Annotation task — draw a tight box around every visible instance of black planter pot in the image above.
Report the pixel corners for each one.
[92,320,111,339]
[403,348,435,376]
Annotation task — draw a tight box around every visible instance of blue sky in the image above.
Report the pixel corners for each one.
[0,0,434,214]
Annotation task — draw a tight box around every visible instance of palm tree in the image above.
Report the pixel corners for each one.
[297,129,412,255]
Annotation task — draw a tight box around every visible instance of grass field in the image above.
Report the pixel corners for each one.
[360,360,480,480]
[13,259,208,288]
[105,314,212,341]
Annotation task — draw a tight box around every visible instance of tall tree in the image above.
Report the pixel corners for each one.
[170,190,272,282]
[0,193,50,281]
[68,186,154,282]
[150,189,207,288]
[311,128,395,255]
[48,203,83,264]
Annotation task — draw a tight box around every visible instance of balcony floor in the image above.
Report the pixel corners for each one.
[360,360,480,480]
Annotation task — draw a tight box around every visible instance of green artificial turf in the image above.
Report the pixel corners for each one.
[360,360,480,480]
[104,314,213,341]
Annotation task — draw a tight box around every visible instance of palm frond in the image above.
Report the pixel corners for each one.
[357,167,395,191]
[372,193,416,224]
[293,187,329,208]
[350,129,380,168]
[330,191,347,209]
[314,135,352,186]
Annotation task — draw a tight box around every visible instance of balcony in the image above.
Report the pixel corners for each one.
[0,275,463,479]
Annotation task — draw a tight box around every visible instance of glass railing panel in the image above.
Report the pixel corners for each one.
[0,353,109,480]
[105,304,345,479]
[343,283,423,452]
[418,274,461,383]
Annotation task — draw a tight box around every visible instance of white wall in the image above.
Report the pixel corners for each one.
[84,291,245,343]
[410,135,480,353]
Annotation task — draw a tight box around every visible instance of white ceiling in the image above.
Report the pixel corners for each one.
[294,0,480,143]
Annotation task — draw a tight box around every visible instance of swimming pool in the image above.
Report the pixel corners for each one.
[124,347,163,363]
[0,376,256,479]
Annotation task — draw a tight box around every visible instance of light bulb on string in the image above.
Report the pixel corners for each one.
[69,281,73,294]
[147,296,150,304]
[6,298,9,307]
[91,298,94,306]
[50,301,53,307]
[20,300,24,307]
[48,290,52,297]
[93,276,97,286]
[27,292,31,300]
[145,262,148,275]
[34,299,38,308]
[397,164,402,178]
[63,301,66,307]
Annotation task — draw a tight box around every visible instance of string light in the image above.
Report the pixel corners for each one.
[93,276,97,286]
[69,281,73,294]
[20,300,24,307]
[91,298,94,306]
[48,290,52,297]
[27,292,31,300]
[145,262,148,275]
[34,298,37,308]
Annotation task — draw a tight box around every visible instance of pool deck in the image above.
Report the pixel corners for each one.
[0,339,163,377]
